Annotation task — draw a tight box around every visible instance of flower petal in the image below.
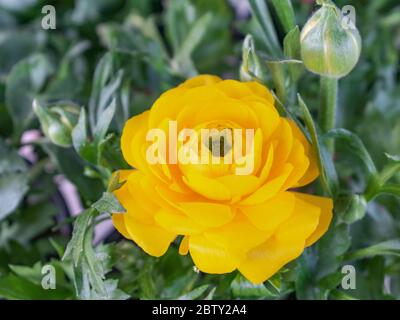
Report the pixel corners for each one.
[274,193,321,243]
[182,173,231,201]
[179,236,190,255]
[241,191,296,232]
[204,212,271,254]
[124,215,176,257]
[239,164,293,205]
[239,236,304,284]
[189,234,240,273]
[111,214,130,240]
[292,193,334,246]
[154,208,206,235]
[179,202,234,228]
[121,111,149,168]
[179,75,222,89]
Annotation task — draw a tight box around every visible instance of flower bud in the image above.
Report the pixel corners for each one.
[33,100,80,147]
[300,0,361,78]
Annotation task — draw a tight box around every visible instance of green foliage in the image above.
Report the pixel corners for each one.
[0,0,399,301]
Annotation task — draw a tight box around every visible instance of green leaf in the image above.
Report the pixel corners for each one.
[0,274,70,300]
[178,284,209,300]
[92,192,125,214]
[97,133,128,171]
[63,209,95,267]
[270,0,296,34]
[378,154,400,185]
[0,202,57,246]
[377,184,400,198]
[40,142,102,201]
[297,94,338,196]
[231,273,280,299]
[8,262,43,285]
[265,60,289,103]
[0,139,29,220]
[283,26,303,82]
[316,223,351,280]
[71,108,97,164]
[240,34,268,82]
[345,239,400,261]
[5,53,53,136]
[88,53,122,130]
[335,193,367,224]
[326,128,378,178]
[93,99,116,144]
[249,0,281,57]
[172,12,212,76]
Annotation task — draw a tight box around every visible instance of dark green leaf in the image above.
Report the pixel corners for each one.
[5,54,53,136]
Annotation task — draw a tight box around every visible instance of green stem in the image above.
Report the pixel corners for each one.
[319,76,338,152]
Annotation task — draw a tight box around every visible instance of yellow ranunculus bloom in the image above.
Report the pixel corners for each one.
[112,75,333,284]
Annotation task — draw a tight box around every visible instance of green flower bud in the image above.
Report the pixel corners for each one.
[300,0,361,78]
[33,100,80,148]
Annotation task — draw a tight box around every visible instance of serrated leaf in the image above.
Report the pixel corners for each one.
[92,192,125,214]
[63,209,95,266]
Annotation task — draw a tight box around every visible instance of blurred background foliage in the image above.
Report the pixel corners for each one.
[0,0,399,300]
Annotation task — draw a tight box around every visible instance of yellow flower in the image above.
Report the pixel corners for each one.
[112,75,333,284]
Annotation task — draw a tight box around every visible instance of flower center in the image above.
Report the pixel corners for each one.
[205,128,233,157]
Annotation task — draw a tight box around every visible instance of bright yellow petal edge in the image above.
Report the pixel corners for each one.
[111,75,333,284]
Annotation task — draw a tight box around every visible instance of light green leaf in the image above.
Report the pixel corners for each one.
[92,192,125,214]
[63,209,95,266]
[93,99,116,144]
[283,26,303,82]
[345,239,400,261]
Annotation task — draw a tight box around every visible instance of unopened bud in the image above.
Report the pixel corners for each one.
[300,0,361,78]
[33,100,80,147]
